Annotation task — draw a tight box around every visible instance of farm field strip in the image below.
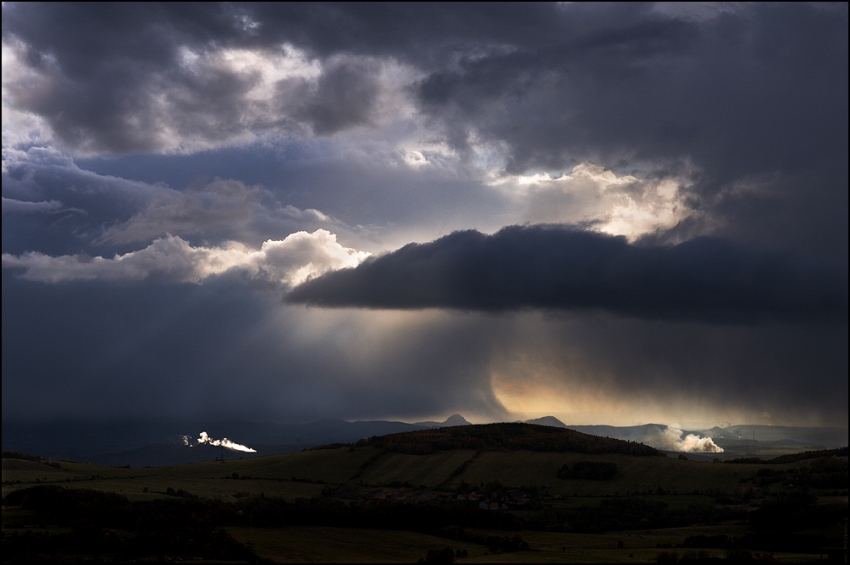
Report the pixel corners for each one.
[226,525,827,564]
[360,449,477,487]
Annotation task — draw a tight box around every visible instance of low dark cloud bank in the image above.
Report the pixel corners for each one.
[287,225,847,324]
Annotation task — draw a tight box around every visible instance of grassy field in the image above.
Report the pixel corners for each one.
[2,457,329,501]
[228,526,490,563]
[224,524,828,563]
[359,449,477,487]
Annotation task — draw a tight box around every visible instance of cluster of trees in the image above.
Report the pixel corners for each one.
[2,451,47,463]
[2,486,260,563]
[1,450,62,471]
[766,447,847,464]
[725,447,847,465]
[789,457,848,489]
[359,423,662,456]
[683,489,844,554]
[737,458,848,490]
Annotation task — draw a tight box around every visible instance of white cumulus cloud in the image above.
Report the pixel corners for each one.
[2,229,369,287]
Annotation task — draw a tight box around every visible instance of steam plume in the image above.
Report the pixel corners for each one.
[195,431,257,453]
[648,425,724,453]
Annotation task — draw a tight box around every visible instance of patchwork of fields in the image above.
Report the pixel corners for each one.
[0,446,811,501]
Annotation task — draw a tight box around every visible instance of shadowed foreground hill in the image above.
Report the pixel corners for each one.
[352,422,663,456]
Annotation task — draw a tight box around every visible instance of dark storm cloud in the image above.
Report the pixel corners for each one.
[5,3,845,162]
[2,3,377,153]
[3,4,189,153]
[5,3,845,258]
[413,4,847,173]
[293,57,382,135]
[4,3,563,152]
[287,225,847,324]
[0,3,640,153]
[410,3,848,259]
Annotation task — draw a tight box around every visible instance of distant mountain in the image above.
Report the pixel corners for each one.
[563,424,670,443]
[413,414,471,428]
[524,416,567,428]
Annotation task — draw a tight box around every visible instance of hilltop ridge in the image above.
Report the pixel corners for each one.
[355,422,663,456]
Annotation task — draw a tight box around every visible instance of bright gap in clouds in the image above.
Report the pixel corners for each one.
[1,41,55,151]
[489,162,695,241]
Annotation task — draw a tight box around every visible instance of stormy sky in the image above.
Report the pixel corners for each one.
[2,3,847,428]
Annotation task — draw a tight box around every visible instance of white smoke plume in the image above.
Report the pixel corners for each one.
[195,431,257,453]
[648,425,724,453]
